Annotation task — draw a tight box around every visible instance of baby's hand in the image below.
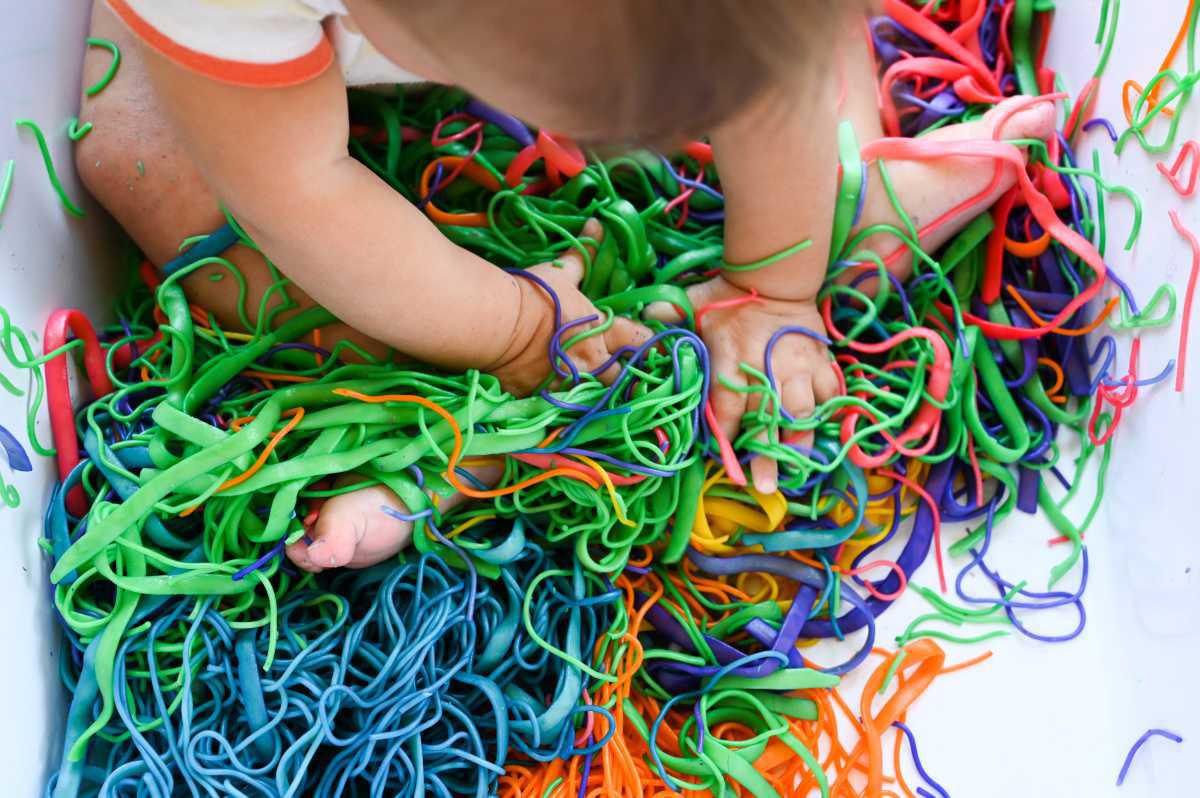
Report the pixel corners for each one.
[649,276,840,494]
[490,220,652,396]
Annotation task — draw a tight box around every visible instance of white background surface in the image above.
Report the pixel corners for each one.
[0,3,120,796]
[832,2,1200,796]
[0,1,1196,796]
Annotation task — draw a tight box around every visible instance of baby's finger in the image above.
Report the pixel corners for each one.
[550,219,604,286]
[594,317,655,383]
[745,390,779,494]
[782,374,816,420]
[606,316,654,354]
[813,363,842,404]
[709,349,748,444]
[782,374,817,451]
[750,454,779,495]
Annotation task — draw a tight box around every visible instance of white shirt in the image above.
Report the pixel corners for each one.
[108,0,422,87]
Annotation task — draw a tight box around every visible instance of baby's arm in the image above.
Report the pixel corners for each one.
[139,51,645,393]
[685,86,845,495]
[647,19,873,494]
[654,16,1055,494]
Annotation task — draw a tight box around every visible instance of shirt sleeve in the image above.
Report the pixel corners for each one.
[108,0,335,88]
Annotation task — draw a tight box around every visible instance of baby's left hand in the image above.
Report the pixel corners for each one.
[648,276,841,494]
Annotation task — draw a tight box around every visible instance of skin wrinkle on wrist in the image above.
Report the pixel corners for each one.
[713,97,838,304]
[722,265,826,305]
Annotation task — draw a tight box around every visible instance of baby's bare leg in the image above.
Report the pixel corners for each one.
[835,19,1056,282]
[76,1,385,359]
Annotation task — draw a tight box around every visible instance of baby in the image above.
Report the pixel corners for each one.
[77,0,1055,572]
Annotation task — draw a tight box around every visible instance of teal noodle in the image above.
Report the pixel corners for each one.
[47,539,617,797]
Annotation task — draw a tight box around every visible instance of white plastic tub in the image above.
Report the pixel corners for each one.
[1,4,120,796]
[1,1,1197,795]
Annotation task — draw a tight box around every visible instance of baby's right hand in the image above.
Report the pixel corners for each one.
[488,221,653,396]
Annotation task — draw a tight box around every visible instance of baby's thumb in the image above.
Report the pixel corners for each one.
[643,278,725,324]
[644,301,686,323]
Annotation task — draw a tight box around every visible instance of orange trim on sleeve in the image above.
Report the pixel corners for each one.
[108,0,334,88]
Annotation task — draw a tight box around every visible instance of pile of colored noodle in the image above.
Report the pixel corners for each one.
[12,0,1194,796]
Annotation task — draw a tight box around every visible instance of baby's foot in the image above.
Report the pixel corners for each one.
[285,467,499,573]
[849,96,1058,280]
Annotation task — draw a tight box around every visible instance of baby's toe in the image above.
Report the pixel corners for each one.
[285,538,322,573]
[313,484,415,569]
[304,511,362,570]
[988,96,1058,144]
